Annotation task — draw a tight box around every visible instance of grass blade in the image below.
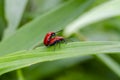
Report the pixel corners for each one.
[0,41,120,75]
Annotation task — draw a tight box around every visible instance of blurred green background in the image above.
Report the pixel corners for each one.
[0,0,120,80]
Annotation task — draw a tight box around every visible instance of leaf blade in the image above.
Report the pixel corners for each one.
[0,41,120,75]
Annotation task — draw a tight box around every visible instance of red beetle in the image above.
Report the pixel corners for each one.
[48,36,65,46]
[43,32,56,46]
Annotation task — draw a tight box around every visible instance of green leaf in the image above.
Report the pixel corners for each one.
[0,41,120,75]
[0,0,94,56]
[3,0,28,39]
[64,0,120,37]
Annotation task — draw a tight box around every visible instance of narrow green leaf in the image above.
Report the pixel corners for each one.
[64,0,120,36]
[3,0,28,39]
[0,41,120,75]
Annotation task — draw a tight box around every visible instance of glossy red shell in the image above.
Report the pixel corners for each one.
[49,36,64,46]
[43,32,55,46]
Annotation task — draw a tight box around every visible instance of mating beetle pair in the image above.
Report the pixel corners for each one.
[43,32,65,47]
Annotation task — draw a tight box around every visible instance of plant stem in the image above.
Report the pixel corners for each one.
[16,69,25,80]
